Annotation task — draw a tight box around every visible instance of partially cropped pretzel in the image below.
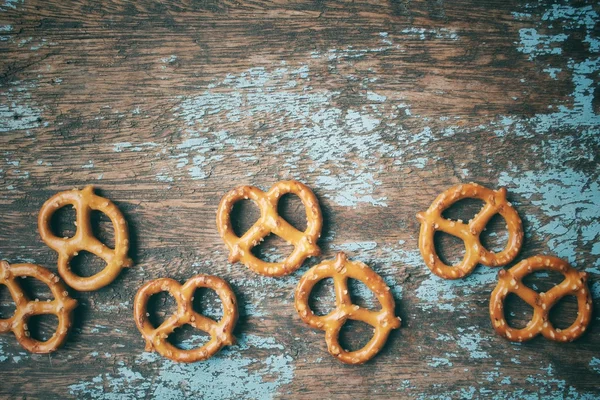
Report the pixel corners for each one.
[490,255,592,342]
[295,252,400,364]
[416,183,523,279]
[0,260,77,353]
[134,274,238,363]
[216,180,322,277]
[38,186,133,291]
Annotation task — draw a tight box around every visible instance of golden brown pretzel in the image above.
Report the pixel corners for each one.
[416,183,523,279]
[490,255,592,342]
[133,274,238,363]
[0,260,77,353]
[295,252,401,364]
[216,180,322,277]
[38,186,133,291]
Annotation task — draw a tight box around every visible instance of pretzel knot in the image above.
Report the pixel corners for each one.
[295,252,400,365]
[490,255,592,343]
[0,261,77,353]
[217,180,323,277]
[133,274,238,363]
[38,186,133,291]
[416,183,523,279]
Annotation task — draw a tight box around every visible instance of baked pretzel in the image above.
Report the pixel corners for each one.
[0,260,77,353]
[416,183,523,279]
[134,274,238,363]
[38,186,133,291]
[295,252,400,364]
[216,180,322,277]
[490,255,592,343]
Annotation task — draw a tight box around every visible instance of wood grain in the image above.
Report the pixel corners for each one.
[1,0,599,398]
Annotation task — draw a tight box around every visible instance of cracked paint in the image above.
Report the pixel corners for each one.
[69,334,294,399]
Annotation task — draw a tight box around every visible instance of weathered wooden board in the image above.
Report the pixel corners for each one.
[1,0,599,398]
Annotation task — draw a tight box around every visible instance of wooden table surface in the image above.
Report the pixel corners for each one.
[1,0,599,398]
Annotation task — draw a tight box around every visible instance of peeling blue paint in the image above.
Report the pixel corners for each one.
[498,168,599,267]
[81,160,94,169]
[415,266,498,312]
[0,341,7,362]
[518,28,567,60]
[590,358,600,374]
[0,24,11,41]
[428,357,453,368]
[160,55,178,64]
[69,334,294,399]
[455,326,491,359]
[0,81,42,133]
[0,0,23,11]
[112,142,158,153]
[591,281,600,300]
[543,67,561,79]
[332,241,378,253]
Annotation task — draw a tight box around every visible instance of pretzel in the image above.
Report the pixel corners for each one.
[216,180,323,277]
[0,260,77,353]
[133,274,238,363]
[38,186,133,291]
[490,255,592,343]
[294,252,400,364]
[416,183,523,279]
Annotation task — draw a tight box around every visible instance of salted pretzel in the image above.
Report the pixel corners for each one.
[416,183,523,279]
[295,252,400,365]
[216,180,323,277]
[38,186,133,291]
[0,260,77,353]
[134,274,238,363]
[490,255,592,343]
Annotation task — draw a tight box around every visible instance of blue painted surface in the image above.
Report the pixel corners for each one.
[0,0,599,398]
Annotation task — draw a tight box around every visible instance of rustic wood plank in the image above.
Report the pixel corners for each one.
[1,0,599,398]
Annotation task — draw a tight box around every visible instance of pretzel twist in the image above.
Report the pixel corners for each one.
[38,186,133,291]
[133,274,238,363]
[295,252,400,364]
[0,260,77,353]
[217,180,323,277]
[490,255,592,342]
[416,183,523,279]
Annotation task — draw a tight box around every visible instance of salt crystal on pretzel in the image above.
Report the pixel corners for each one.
[133,274,238,363]
[38,186,133,291]
[416,182,523,279]
[489,255,592,343]
[216,180,323,277]
[0,260,77,353]
[295,252,400,365]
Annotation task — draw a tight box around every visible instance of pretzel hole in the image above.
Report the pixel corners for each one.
[441,198,486,222]
[480,214,509,253]
[192,288,223,321]
[18,277,54,302]
[230,199,261,238]
[146,291,178,329]
[308,278,336,316]
[27,314,59,342]
[348,279,379,310]
[504,293,534,329]
[49,205,77,239]
[70,251,107,278]
[339,319,373,352]
[168,324,210,350]
[277,193,307,232]
[0,284,16,319]
[434,231,466,266]
[522,271,565,293]
[91,210,115,249]
[549,295,578,330]
[250,234,294,263]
